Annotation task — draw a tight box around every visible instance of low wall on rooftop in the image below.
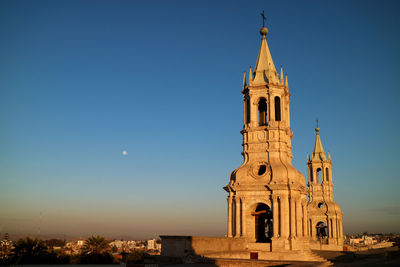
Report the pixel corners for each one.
[160,236,247,257]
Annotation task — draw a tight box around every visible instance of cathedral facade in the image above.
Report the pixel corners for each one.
[224,25,343,251]
[161,23,343,263]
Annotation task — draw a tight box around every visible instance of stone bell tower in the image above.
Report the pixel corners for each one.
[224,25,309,251]
[307,127,343,250]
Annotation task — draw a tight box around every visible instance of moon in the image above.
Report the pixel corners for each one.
[122,150,127,156]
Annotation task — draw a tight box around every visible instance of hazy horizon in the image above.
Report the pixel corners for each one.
[1,0,399,238]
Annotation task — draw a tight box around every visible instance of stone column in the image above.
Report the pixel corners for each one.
[250,98,256,127]
[296,199,302,237]
[227,193,233,237]
[270,94,275,122]
[332,217,337,240]
[235,198,241,237]
[272,195,279,237]
[281,194,289,238]
[241,199,246,237]
[290,196,296,237]
[302,201,307,236]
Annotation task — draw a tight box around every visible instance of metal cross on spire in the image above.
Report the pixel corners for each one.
[261,11,266,27]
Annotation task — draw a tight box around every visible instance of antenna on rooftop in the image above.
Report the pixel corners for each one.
[38,211,43,236]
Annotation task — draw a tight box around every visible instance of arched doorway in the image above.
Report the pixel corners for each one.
[316,221,328,239]
[252,203,273,243]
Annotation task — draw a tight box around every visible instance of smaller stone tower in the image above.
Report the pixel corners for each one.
[307,127,343,250]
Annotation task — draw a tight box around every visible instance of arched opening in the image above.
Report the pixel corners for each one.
[325,168,329,182]
[258,98,267,126]
[245,96,250,124]
[316,168,322,183]
[316,221,328,239]
[258,165,267,175]
[252,203,272,243]
[274,96,281,121]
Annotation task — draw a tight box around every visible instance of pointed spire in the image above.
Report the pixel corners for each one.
[243,71,247,89]
[253,27,278,85]
[312,127,327,161]
[280,66,284,84]
[285,74,289,88]
[307,152,310,162]
[249,67,253,81]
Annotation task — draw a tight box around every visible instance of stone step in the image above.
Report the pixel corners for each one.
[303,251,333,266]
[202,249,332,263]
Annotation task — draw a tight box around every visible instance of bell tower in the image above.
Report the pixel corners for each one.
[224,24,309,251]
[307,127,343,250]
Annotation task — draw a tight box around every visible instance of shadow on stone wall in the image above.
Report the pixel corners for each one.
[147,236,218,266]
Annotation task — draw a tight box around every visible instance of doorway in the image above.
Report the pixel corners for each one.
[252,203,273,243]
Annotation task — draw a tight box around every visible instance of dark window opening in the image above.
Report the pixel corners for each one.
[245,96,250,124]
[325,168,329,182]
[316,168,322,183]
[258,98,268,126]
[258,165,267,175]
[274,96,281,121]
[318,202,324,209]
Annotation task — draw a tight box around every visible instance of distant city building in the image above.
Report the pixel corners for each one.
[147,239,156,250]
[110,240,124,248]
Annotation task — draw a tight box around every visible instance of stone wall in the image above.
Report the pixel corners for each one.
[160,236,247,257]
[309,240,343,251]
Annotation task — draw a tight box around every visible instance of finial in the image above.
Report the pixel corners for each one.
[249,66,253,81]
[260,11,269,36]
[242,71,247,89]
[280,66,284,84]
[285,74,288,88]
[315,118,320,133]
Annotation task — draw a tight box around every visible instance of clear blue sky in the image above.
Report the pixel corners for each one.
[1,0,399,239]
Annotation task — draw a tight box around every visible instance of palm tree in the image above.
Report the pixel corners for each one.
[0,233,13,260]
[80,236,113,264]
[82,235,109,254]
[11,237,49,264]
